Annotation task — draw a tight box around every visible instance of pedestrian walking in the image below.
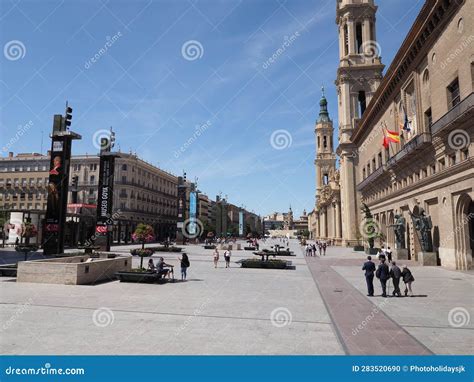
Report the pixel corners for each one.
[401,265,415,296]
[312,243,317,256]
[378,246,386,262]
[179,253,190,281]
[213,249,219,268]
[375,259,390,297]
[224,249,231,268]
[362,256,376,296]
[389,261,402,296]
[322,241,327,256]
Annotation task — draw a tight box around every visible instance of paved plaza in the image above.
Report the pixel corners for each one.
[0,240,472,355]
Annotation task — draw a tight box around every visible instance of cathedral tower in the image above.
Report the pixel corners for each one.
[335,0,384,245]
[315,87,337,198]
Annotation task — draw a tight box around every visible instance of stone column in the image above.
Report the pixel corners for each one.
[347,20,355,55]
[335,201,342,239]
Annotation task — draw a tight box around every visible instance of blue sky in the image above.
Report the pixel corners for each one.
[1,0,424,217]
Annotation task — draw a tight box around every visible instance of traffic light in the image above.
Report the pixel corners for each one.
[71,175,78,188]
[64,105,73,129]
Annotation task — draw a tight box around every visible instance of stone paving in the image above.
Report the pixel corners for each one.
[0,240,472,355]
[0,239,343,355]
[305,245,474,355]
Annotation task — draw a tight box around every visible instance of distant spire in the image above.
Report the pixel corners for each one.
[318,85,330,122]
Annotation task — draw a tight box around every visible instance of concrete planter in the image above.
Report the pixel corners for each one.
[17,255,131,285]
[239,259,291,269]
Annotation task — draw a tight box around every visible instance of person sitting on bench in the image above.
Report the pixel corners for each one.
[147,258,156,272]
[156,257,173,279]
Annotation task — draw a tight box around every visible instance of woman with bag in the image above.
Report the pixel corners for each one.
[401,265,415,296]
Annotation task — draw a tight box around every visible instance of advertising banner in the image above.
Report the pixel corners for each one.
[43,135,72,255]
[95,154,116,251]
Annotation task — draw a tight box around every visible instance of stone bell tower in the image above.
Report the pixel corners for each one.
[335,0,384,246]
[315,87,337,198]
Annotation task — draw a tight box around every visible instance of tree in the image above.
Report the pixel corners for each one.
[131,224,155,269]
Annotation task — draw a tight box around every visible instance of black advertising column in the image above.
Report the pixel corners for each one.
[176,172,187,244]
[43,104,81,256]
[95,130,119,251]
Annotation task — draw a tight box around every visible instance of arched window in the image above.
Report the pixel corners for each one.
[323,136,327,148]
[422,69,430,85]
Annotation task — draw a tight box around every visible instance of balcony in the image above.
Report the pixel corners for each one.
[357,165,385,191]
[431,92,474,136]
[386,133,432,169]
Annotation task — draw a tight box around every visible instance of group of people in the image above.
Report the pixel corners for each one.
[147,254,190,281]
[212,248,232,268]
[304,240,327,256]
[377,246,393,263]
[362,255,415,297]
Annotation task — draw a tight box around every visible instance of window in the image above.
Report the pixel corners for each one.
[362,167,366,179]
[377,152,382,168]
[447,78,460,108]
[323,136,327,148]
[372,157,376,171]
[343,24,349,56]
[358,91,367,117]
[356,22,363,53]
[323,173,329,185]
[422,69,430,85]
[90,175,95,184]
[122,164,127,171]
[317,136,320,148]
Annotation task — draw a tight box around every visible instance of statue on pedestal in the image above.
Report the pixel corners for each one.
[389,214,406,249]
[410,208,433,252]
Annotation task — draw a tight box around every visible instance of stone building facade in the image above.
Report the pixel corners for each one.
[0,152,179,242]
[311,0,473,270]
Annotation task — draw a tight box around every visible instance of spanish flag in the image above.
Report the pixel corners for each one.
[386,129,400,143]
[382,128,400,148]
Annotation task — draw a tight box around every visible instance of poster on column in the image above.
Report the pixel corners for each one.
[43,137,71,255]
